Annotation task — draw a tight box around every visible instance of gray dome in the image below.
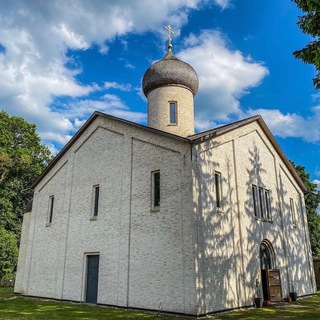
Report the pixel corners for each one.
[142,49,199,97]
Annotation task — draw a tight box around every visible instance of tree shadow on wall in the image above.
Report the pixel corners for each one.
[277,172,314,296]
[193,139,236,314]
[192,140,306,315]
[242,143,280,302]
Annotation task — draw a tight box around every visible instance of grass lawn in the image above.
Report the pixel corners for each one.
[215,294,320,320]
[0,287,319,320]
[0,287,189,320]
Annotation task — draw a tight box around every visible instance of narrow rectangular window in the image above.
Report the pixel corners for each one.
[152,171,160,209]
[169,102,177,124]
[259,187,265,219]
[290,198,296,227]
[93,185,99,217]
[265,189,272,221]
[214,172,222,208]
[48,196,54,224]
[252,185,258,218]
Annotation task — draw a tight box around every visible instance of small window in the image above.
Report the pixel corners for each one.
[265,189,272,221]
[290,198,297,227]
[214,172,222,209]
[252,185,258,218]
[152,171,160,209]
[259,187,265,220]
[93,185,99,217]
[169,102,177,124]
[48,195,54,224]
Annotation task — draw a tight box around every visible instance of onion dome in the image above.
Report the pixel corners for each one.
[142,45,199,97]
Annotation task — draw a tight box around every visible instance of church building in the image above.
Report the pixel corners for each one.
[14,35,316,316]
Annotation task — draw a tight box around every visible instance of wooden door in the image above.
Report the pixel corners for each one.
[261,269,282,301]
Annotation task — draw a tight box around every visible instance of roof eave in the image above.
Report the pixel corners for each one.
[31,113,307,194]
[31,111,189,189]
[188,115,307,193]
[256,117,307,193]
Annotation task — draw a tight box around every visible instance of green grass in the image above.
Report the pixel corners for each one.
[0,287,189,320]
[1,287,320,319]
[212,294,320,320]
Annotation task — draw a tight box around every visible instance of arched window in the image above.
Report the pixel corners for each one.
[260,240,275,270]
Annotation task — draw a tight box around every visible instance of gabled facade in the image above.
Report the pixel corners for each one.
[190,116,314,314]
[15,43,316,316]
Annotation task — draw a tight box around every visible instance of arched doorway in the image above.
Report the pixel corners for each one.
[260,240,282,301]
[260,240,275,270]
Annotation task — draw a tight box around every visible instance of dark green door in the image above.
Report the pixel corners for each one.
[86,255,99,304]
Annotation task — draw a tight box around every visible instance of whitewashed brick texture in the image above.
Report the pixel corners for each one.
[147,86,194,137]
[15,116,316,316]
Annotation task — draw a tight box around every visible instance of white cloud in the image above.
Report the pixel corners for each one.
[104,82,132,91]
[40,132,73,146]
[313,180,320,190]
[72,118,87,130]
[1,0,317,150]
[177,30,269,128]
[66,96,147,125]
[245,106,320,142]
[314,180,320,215]
[125,62,135,69]
[46,143,60,156]
[194,118,219,132]
[177,30,320,143]
[0,0,223,149]
[214,0,232,10]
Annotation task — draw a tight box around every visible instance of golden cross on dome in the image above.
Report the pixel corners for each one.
[165,25,174,46]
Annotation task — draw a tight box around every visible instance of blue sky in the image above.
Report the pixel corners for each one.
[0,0,319,188]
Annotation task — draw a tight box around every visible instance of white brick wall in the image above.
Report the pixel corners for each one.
[193,122,315,314]
[14,210,31,294]
[15,116,197,314]
[15,116,315,316]
[147,86,194,137]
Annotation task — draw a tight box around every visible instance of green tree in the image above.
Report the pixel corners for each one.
[0,226,18,282]
[292,162,320,256]
[292,0,320,89]
[0,111,51,281]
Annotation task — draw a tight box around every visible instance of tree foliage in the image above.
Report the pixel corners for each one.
[292,0,320,89]
[292,162,320,256]
[0,226,18,281]
[0,111,51,280]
